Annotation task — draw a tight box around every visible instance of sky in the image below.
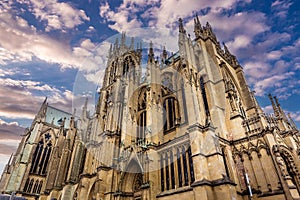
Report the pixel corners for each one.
[0,0,299,174]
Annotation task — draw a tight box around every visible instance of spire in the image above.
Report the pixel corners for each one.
[148,41,155,64]
[178,18,186,34]
[121,32,126,47]
[268,94,280,117]
[274,96,288,121]
[203,21,217,42]
[8,153,13,165]
[223,42,230,54]
[43,96,47,105]
[130,37,134,50]
[205,21,212,30]
[70,116,75,129]
[162,46,168,61]
[108,43,113,58]
[82,97,89,119]
[194,13,202,38]
[34,97,48,122]
[114,37,119,52]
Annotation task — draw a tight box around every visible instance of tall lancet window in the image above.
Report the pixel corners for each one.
[137,111,147,140]
[137,88,147,141]
[30,133,52,175]
[163,97,176,131]
[200,76,210,117]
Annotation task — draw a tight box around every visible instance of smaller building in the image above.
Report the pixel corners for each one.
[0,99,87,200]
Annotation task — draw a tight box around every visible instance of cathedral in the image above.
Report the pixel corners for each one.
[1,16,300,200]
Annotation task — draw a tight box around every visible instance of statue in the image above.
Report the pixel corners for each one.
[275,152,288,177]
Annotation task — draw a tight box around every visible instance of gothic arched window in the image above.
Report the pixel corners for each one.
[33,180,39,193]
[37,181,43,194]
[123,56,134,75]
[30,133,52,175]
[160,154,165,191]
[200,76,210,117]
[163,97,176,131]
[40,142,52,175]
[187,147,195,183]
[30,140,44,173]
[170,152,175,189]
[165,152,170,190]
[182,146,189,186]
[137,111,146,140]
[23,178,30,192]
[177,148,183,187]
[28,179,34,193]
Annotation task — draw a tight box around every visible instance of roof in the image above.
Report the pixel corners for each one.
[45,105,72,128]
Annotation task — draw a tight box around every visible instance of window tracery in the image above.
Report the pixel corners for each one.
[30,133,52,175]
[163,97,176,132]
[160,145,194,191]
[137,111,146,140]
[123,56,134,75]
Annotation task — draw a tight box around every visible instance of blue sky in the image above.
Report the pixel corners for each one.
[0,0,299,173]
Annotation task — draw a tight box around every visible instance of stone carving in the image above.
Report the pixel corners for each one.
[275,152,288,177]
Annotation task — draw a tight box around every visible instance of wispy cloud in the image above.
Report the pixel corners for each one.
[271,0,293,19]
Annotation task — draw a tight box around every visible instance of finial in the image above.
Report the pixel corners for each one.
[195,13,201,24]
[179,18,186,34]
[268,94,280,117]
[70,116,75,129]
[162,46,167,60]
[206,21,211,29]
[274,96,288,120]
[148,41,154,63]
[43,97,47,104]
[194,13,202,38]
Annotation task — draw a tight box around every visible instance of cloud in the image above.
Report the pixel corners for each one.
[99,2,143,32]
[0,11,80,67]
[0,119,24,140]
[252,72,294,96]
[0,1,102,72]
[0,119,23,174]
[289,111,300,123]
[262,105,273,114]
[0,77,75,119]
[271,0,293,19]
[16,0,89,31]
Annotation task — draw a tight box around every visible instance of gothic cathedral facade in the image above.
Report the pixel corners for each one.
[1,17,300,200]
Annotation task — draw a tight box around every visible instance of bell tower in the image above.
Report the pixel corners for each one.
[96,33,142,135]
